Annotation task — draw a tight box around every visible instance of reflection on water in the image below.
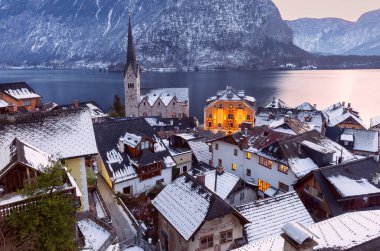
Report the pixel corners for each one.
[0,69,379,125]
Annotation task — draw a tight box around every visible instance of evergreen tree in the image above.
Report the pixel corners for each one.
[6,161,77,251]
[110,94,125,117]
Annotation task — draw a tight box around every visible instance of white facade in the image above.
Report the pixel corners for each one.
[211,140,298,195]
[113,167,172,195]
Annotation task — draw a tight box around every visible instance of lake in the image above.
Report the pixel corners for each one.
[0,69,379,125]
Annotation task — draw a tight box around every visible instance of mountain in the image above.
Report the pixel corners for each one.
[0,0,308,70]
[288,9,380,56]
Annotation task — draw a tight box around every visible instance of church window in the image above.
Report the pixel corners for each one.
[158,102,161,106]
[173,101,175,106]
[128,83,134,89]
[143,102,146,106]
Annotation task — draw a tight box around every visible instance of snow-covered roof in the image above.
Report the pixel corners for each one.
[295,102,316,111]
[287,157,319,178]
[152,174,248,241]
[370,115,380,128]
[85,103,108,119]
[235,210,380,251]
[281,221,314,245]
[140,88,189,106]
[77,218,111,250]
[205,86,256,107]
[203,170,240,200]
[323,102,366,129]
[105,149,138,183]
[0,109,98,160]
[235,191,314,244]
[327,174,380,197]
[301,140,335,155]
[4,88,40,99]
[188,140,212,164]
[343,128,379,153]
[123,131,143,148]
[175,133,197,141]
[0,98,9,108]
[265,97,289,109]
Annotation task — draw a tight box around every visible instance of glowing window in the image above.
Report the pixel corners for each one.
[258,179,271,192]
[278,164,289,174]
[232,163,236,171]
[246,152,251,159]
[259,156,272,169]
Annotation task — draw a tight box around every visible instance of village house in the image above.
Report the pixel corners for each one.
[192,165,258,206]
[326,127,379,156]
[0,109,97,211]
[152,173,249,251]
[210,127,356,198]
[255,102,325,134]
[124,16,189,118]
[370,115,380,148]
[93,118,176,195]
[0,82,41,113]
[294,157,380,221]
[323,101,366,129]
[0,138,82,217]
[235,210,380,251]
[145,116,199,139]
[204,86,256,134]
[235,191,314,244]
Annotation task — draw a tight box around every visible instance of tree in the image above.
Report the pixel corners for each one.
[110,94,125,117]
[5,161,77,251]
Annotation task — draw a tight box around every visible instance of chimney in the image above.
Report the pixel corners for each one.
[313,104,317,109]
[372,173,380,185]
[216,166,224,175]
[74,100,79,109]
[342,101,345,107]
[118,137,125,153]
[196,174,205,185]
[347,102,351,108]
[374,154,380,163]
[281,222,318,251]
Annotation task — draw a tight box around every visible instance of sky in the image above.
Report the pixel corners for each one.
[272,0,380,21]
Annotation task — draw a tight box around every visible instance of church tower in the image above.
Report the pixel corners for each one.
[124,14,140,117]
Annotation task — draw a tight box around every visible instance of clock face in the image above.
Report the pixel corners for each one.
[127,73,134,79]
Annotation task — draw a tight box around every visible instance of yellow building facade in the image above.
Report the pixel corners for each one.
[204,86,256,134]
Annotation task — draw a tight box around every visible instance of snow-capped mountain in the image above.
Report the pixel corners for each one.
[288,9,380,56]
[0,0,305,69]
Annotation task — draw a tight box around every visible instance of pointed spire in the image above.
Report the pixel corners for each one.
[124,13,138,77]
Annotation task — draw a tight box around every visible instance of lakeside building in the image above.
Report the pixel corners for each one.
[124,16,189,118]
[0,109,98,211]
[204,86,256,134]
[152,173,249,251]
[93,118,176,195]
[209,127,356,198]
[294,157,380,221]
[323,101,366,129]
[0,82,41,113]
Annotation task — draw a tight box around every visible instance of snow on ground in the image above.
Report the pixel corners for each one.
[0,194,25,206]
[94,193,106,219]
[77,218,111,250]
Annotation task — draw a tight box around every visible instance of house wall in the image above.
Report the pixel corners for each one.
[226,187,257,206]
[0,93,39,112]
[113,167,172,195]
[64,157,89,211]
[211,141,297,195]
[172,151,192,175]
[138,100,153,117]
[157,213,244,251]
[97,157,113,189]
[204,100,255,133]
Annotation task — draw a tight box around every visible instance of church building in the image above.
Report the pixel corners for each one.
[124,16,189,118]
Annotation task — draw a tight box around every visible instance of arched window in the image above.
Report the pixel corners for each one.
[208,114,213,118]
[158,102,161,106]
[128,83,134,89]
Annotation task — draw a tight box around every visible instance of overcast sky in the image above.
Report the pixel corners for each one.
[272,0,380,21]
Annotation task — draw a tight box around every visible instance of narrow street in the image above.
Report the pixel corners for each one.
[97,175,136,242]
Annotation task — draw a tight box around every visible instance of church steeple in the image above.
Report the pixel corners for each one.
[124,14,138,77]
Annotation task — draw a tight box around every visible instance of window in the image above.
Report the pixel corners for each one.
[240,192,245,201]
[182,165,188,173]
[229,104,233,109]
[246,169,251,176]
[228,122,234,128]
[200,235,213,249]
[228,114,234,119]
[208,122,212,127]
[128,83,134,89]
[123,186,133,195]
[215,143,219,150]
[278,164,289,174]
[218,159,222,167]
[141,141,149,149]
[246,114,251,120]
[158,112,162,117]
[172,112,177,118]
[158,102,161,106]
[208,114,213,118]
[220,230,233,244]
[278,182,289,192]
[23,100,31,106]
[156,179,164,185]
[246,152,251,159]
[258,179,271,192]
[234,149,238,156]
[218,123,222,128]
[143,102,146,106]
[143,112,147,117]
[259,156,272,169]
[232,163,236,171]
[173,101,175,106]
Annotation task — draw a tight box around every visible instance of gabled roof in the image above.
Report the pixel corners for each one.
[265,97,289,109]
[323,102,366,128]
[0,82,40,100]
[295,102,316,111]
[269,117,313,135]
[205,86,256,108]
[93,118,175,184]
[0,138,51,178]
[261,130,356,178]
[0,109,98,159]
[0,98,10,108]
[58,101,108,119]
[370,115,380,128]
[152,174,249,241]
[202,170,241,200]
[235,191,314,244]
[139,88,189,107]
[235,210,380,251]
